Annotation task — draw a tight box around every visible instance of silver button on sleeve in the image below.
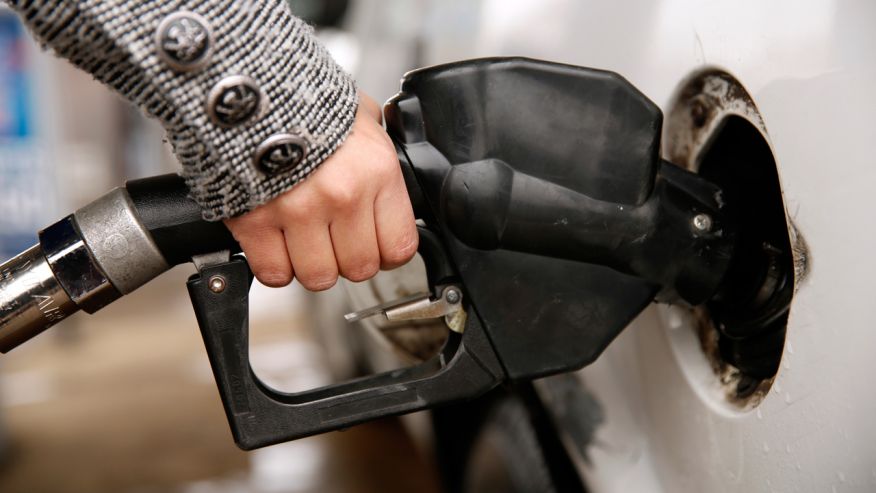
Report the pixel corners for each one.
[254,134,309,176]
[155,11,214,72]
[207,75,268,128]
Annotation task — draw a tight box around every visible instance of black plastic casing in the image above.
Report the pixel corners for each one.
[387,58,733,380]
[126,174,240,265]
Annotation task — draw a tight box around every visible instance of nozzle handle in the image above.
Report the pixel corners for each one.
[188,228,504,450]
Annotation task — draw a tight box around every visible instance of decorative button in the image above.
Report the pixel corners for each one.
[254,134,309,176]
[207,75,266,128]
[155,11,213,72]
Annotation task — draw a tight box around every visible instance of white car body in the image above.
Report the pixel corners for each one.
[344,1,876,491]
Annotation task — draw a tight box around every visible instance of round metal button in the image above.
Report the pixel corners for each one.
[207,75,267,128]
[155,11,213,72]
[254,134,309,176]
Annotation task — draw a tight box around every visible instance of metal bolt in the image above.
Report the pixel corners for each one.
[692,213,713,233]
[208,275,226,293]
[445,288,461,304]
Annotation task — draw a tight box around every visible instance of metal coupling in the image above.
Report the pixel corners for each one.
[74,188,169,295]
[0,186,172,353]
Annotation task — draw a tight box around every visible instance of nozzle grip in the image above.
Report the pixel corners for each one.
[189,228,504,450]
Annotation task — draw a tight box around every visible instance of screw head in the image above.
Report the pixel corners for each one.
[208,275,226,293]
[445,288,461,304]
[692,213,713,233]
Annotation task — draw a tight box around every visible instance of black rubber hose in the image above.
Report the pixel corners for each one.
[125,174,241,266]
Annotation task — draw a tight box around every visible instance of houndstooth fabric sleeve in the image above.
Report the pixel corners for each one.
[7,0,359,220]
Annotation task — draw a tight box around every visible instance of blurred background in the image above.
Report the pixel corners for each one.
[0,1,482,491]
[5,1,869,492]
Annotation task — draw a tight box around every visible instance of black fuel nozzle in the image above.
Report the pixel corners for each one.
[441,158,735,306]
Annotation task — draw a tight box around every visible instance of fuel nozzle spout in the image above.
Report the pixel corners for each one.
[0,175,239,353]
[441,158,736,306]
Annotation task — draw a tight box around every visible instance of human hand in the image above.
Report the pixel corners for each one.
[223,93,418,290]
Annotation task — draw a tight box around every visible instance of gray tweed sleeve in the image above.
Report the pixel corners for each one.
[7,0,359,220]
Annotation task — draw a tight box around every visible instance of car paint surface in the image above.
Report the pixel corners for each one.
[457,1,876,491]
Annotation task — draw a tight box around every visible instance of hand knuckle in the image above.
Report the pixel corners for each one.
[383,231,419,266]
[282,194,319,222]
[375,150,399,177]
[299,269,338,291]
[255,268,292,287]
[328,187,357,209]
[342,258,380,282]
[314,176,355,209]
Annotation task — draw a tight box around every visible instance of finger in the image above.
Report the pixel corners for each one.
[374,170,418,269]
[359,92,382,123]
[330,202,380,283]
[284,222,339,291]
[225,222,293,287]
